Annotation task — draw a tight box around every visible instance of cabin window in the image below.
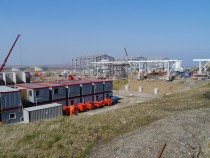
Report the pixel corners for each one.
[29,90,32,96]
[54,88,59,94]
[9,113,16,119]
[36,90,40,97]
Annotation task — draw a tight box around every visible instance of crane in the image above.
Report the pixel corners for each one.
[0,34,21,72]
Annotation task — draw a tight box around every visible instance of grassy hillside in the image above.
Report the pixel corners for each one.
[0,82,210,158]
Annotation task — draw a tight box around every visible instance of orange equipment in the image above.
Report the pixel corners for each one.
[69,105,78,116]
[68,75,74,80]
[101,100,106,106]
[85,102,95,110]
[93,101,104,108]
[104,98,112,106]
[77,103,87,112]
[63,106,69,115]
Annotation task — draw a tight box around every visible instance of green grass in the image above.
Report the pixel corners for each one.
[113,80,128,90]
[0,81,210,158]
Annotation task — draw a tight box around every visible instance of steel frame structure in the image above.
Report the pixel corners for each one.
[193,59,210,74]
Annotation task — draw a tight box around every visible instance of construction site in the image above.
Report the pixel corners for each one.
[0,34,210,158]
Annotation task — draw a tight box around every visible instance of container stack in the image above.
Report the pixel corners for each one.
[0,86,23,124]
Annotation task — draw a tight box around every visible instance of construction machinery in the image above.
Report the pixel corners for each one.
[0,34,21,72]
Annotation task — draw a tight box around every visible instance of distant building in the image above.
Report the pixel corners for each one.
[72,54,115,69]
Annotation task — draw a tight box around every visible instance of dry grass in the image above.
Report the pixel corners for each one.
[113,80,128,90]
[0,81,210,158]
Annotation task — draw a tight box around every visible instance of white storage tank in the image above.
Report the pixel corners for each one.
[23,103,63,123]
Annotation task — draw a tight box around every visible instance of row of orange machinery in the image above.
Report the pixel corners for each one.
[63,97,112,116]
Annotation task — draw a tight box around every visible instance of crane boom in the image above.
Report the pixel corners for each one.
[0,34,21,72]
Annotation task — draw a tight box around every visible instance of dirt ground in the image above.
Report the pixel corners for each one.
[88,108,210,158]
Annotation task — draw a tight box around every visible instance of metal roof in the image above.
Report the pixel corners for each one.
[0,86,20,93]
[16,83,49,89]
[35,82,65,88]
[23,103,62,111]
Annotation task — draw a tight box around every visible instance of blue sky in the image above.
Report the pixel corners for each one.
[0,0,210,67]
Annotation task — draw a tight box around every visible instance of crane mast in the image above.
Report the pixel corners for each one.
[0,34,21,72]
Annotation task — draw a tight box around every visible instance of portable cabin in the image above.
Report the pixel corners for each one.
[2,72,15,85]
[92,79,104,94]
[16,83,50,104]
[14,72,30,84]
[81,94,93,104]
[103,80,113,92]
[0,73,5,85]
[35,82,66,101]
[52,99,68,107]
[93,93,104,101]
[0,86,23,124]
[23,103,63,123]
[104,91,113,99]
[52,81,81,98]
[75,79,93,96]
[67,97,81,106]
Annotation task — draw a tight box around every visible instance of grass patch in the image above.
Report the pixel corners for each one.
[113,80,128,90]
[0,81,210,158]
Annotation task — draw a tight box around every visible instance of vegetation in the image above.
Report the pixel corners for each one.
[0,82,210,158]
[113,80,128,90]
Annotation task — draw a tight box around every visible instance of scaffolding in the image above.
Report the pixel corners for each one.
[193,59,210,75]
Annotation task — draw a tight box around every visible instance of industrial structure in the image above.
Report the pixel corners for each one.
[72,54,115,70]
[193,59,210,75]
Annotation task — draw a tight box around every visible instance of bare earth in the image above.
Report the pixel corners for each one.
[88,108,210,158]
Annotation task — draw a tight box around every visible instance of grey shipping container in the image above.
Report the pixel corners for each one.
[35,83,66,101]
[0,86,22,109]
[104,91,113,98]
[67,97,81,106]
[3,72,15,85]
[93,93,104,101]
[94,82,104,94]
[16,83,50,104]
[104,80,113,92]
[23,103,63,123]
[81,83,93,95]
[67,84,81,98]
[1,108,23,124]
[81,95,93,103]
[0,73,5,85]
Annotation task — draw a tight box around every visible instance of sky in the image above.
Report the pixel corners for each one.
[0,0,210,67]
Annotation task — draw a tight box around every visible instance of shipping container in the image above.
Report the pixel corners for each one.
[14,72,30,84]
[3,72,15,85]
[23,103,63,123]
[35,82,66,100]
[104,91,113,98]
[0,73,5,85]
[93,81,104,94]
[81,95,93,103]
[0,108,23,124]
[93,93,104,101]
[16,83,50,104]
[53,81,81,98]
[52,99,68,107]
[67,97,81,106]
[103,80,113,92]
[0,86,22,109]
